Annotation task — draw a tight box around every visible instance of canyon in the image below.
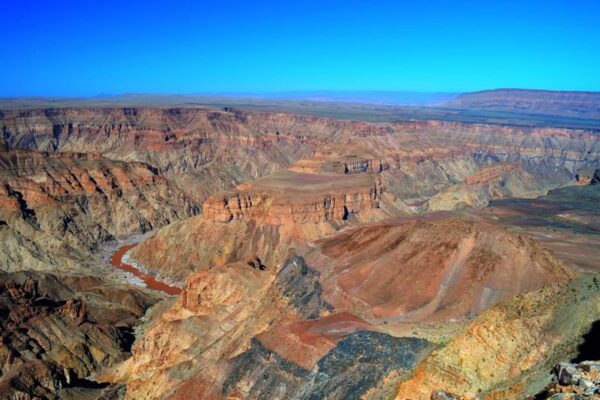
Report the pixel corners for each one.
[0,100,598,399]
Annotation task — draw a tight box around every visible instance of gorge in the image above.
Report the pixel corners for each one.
[0,95,599,399]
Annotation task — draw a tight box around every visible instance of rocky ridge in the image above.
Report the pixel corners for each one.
[202,172,385,224]
[129,168,391,283]
[0,107,599,399]
[425,163,551,211]
[300,216,574,322]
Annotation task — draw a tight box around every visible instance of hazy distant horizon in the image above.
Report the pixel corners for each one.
[4,88,600,109]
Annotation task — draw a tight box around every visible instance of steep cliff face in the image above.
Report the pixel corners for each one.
[289,154,389,175]
[116,257,331,399]
[0,108,351,202]
[123,113,600,284]
[128,169,391,283]
[395,273,600,399]
[1,107,599,399]
[0,270,160,399]
[116,252,433,400]
[202,172,384,224]
[0,149,197,272]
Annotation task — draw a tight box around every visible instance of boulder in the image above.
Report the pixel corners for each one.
[556,362,582,386]
[431,390,459,400]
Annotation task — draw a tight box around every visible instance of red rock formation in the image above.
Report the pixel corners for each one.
[1,107,599,399]
[202,172,384,224]
[256,312,377,370]
[127,169,392,283]
[301,215,574,322]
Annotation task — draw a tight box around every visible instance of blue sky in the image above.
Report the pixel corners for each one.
[1,0,599,96]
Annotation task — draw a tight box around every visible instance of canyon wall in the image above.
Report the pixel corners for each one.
[0,149,197,272]
[2,108,599,206]
[0,107,599,399]
[202,173,384,224]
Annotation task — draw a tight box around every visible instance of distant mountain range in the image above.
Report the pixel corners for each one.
[247,91,459,106]
[444,88,600,119]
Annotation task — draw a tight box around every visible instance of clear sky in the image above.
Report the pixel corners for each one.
[1,0,599,96]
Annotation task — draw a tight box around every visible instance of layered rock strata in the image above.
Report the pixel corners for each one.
[116,215,577,399]
[202,172,384,224]
[2,108,599,205]
[0,149,197,272]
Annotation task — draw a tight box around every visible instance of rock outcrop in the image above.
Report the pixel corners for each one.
[128,170,390,283]
[537,361,600,398]
[1,106,599,399]
[116,215,577,399]
[202,172,384,224]
[217,331,433,400]
[125,212,336,283]
[116,255,340,399]
[425,163,551,211]
[394,273,600,399]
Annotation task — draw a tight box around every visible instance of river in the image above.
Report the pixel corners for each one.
[109,244,182,296]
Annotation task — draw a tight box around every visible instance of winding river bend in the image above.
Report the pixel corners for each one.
[109,244,182,296]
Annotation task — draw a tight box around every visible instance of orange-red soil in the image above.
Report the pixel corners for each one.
[257,312,377,369]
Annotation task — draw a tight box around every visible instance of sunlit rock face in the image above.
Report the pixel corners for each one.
[395,273,600,399]
[116,214,576,399]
